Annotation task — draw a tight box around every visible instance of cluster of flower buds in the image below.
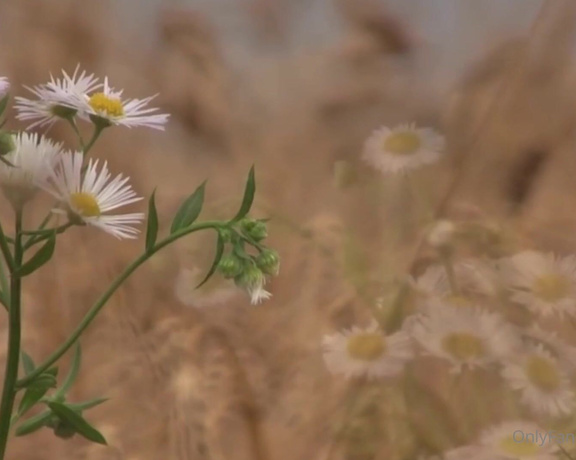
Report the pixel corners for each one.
[217,217,280,304]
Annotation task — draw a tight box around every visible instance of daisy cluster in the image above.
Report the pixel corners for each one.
[0,67,170,239]
[321,123,576,459]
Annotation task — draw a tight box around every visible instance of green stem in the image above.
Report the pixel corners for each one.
[67,118,86,151]
[82,125,104,157]
[17,220,224,388]
[0,209,24,459]
[23,223,73,250]
[0,222,14,272]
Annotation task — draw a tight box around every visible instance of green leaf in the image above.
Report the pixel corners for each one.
[0,95,9,119]
[230,166,255,223]
[55,343,81,398]
[67,397,108,412]
[195,232,225,289]
[18,232,56,276]
[21,352,36,375]
[170,182,206,234]
[15,410,52,436]
[145,190,159,252]
[18,385,50,417]
[47,402,107,445]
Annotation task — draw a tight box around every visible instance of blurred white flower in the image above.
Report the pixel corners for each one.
[520,323,576,370]
[42,152,144,239]
[0,132,63,208]
[362,123,444,175]
[478,420,559,460]
[322,320,413,380]
[0,77,10,99]
[77,77,169,130]
[15,65,101,130]
[501,250,576,319]
[501,344,575,418]
[412,307,520,373]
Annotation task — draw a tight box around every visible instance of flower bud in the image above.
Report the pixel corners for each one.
[234,263,264,290]
[218,254,245,279]
[53,419,76,439]
[0,132,15,157]
[218,227,234,243]
[255,249,280,276]
[240,219,267,242]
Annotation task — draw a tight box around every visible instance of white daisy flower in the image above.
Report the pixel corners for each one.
[77,77,169,130]
[501,344,575,418]
[412,307,521,373]
[0,132,63,208]
[14,65,101,130]
[362,123,444,175]
[0,77,10,99]
[478,420,560,460]
[321,320,413,380]
[520,324,576,370]
[501,250,576,319]
[174,267,240,308]
[41,152,144,239]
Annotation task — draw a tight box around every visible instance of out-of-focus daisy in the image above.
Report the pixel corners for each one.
[0,132,63,208]
[362,123,444,175]
[412,307,521,373]
[520,324,576,370]
[174,267,240,308]
[501,251,576,319]
[0,77,10,99]
[322,320,413,380]
[77,77,169,130]
[14,66,101,130]
[501,344,575,418]
[478,420,559,460]
[41,152,144,239]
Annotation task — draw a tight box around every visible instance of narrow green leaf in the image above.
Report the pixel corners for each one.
[27,374,57,390]
[47,402,107,445]
[145,190,159,252]
[195,232,225,289]
[18,232,56,276]
[55,343,81,398]
[0,95,9,119]
[18,385,50,417]
[170,182,206,234]
[230,166,255,222]
[21,352,36,375]
[15,410,52,436]
[67,397,108,412]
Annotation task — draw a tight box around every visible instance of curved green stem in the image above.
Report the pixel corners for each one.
[83,125,104,157]
[0,222,14,272]
[67,118,86,152]
[0,209,24,459]
[17,220,224,388]
[23,223,73,250]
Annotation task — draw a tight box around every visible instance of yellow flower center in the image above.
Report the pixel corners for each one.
[532,274,571,302]
[88,93,124,117]
[346,333,386,361]
[525,355,561,391]
[445,295,473,308]
[383,131,422,155]
[70,192,101,217]
[441,333,484,361]
[499,436,540,457]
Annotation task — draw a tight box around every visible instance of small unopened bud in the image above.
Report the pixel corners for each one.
[234,263,264,290]
[0,132,15,157]
[255,249,280,276]
[218,227,234,243]
[218,254,244,278]
[427,220,456,248]
[240,218,267,242]
[53,420,76,439]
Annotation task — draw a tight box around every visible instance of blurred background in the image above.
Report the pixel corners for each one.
[4,0,576,459]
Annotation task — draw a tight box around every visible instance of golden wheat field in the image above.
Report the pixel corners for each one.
[5,0,576,459]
